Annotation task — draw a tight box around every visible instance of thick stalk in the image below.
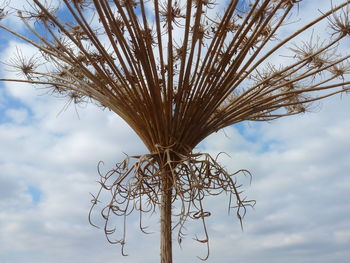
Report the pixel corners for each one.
[160,172,173,263]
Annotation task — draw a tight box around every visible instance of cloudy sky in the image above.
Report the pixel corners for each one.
[0,1,350,263]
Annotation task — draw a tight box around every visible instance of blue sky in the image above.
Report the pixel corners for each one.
[1,1,350,263]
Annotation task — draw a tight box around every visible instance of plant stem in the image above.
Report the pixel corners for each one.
[160,172,173,263]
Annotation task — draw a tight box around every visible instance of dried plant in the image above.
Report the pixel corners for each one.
[1,1,350,262]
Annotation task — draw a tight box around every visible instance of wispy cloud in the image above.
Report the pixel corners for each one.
[0,1,349,263]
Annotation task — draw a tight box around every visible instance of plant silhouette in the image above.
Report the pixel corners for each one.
[1,1,349,262]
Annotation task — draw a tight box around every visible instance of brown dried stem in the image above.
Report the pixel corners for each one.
[1,0,350,261]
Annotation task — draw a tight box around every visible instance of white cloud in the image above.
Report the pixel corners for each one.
[0,1,350,263]
[4,107,28,123]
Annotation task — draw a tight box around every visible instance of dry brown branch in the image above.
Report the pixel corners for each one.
[1,1,350,262]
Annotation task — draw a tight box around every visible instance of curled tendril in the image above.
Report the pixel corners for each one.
[89,147,255,258]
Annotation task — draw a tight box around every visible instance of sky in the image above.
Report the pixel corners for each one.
[0,1,350,263]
